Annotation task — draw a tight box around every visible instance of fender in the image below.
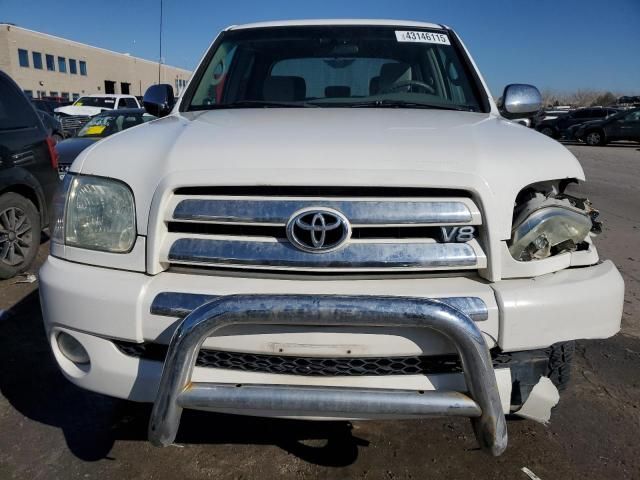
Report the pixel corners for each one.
[0,166,48,227]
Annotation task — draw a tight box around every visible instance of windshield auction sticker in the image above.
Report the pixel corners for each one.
[395,31,450,45]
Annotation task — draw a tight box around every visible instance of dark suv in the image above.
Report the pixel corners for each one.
[574,107,640,146]
[536,107,619,139]
[0,71,59,279]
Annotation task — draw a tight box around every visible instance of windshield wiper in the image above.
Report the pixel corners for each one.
[193,100,319,110]
[330,99,476,112]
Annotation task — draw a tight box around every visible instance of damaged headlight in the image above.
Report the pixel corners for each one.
[509,207,592,261]
[508,192,600,261]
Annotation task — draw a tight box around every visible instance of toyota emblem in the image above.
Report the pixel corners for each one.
[286,208,351,253]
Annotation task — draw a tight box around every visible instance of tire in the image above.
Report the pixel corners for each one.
[545,341,575,392]
[585,130,606,146]
[540,127,555,138]
[0,193,41,280]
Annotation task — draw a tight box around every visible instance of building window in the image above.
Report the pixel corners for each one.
[18,49,29,67]
[23,90,33,98]
[49,91,58,97]
[69,59,77,74]
[104,80,115,94]
[61,92,69,100]
[37,90,46,98]
[32,52,43,69]
[46,54,55,71]
[72,93,80,101]
[58,56,67,73]
[79,61,87,76]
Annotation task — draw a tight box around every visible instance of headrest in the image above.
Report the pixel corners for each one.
[369,76,380,95]
[263,76,306,102]
[325,86,351,98]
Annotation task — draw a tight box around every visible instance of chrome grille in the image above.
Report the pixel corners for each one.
[60,115,90,136]
[173,198,476,225]
[162,190,485,273]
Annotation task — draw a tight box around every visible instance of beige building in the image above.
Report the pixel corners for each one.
[0,23,191,100]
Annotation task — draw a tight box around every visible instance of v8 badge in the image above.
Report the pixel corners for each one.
[440,226,476,243]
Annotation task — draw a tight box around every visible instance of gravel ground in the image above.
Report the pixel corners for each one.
[0,142,638,480]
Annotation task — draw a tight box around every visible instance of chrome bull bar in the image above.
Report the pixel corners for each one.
[148,295,508,456]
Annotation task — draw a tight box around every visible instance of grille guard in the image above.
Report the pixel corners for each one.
[148,295,508,456]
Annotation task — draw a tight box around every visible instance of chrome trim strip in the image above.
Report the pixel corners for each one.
[178,383,482,418]
[173,199,474,225]
[168,239,478,271]
[150,292,489,322]
[147,295,507,455]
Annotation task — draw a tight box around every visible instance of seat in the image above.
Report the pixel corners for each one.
[324,86,351,98]
[369,76,380,95]
[262,76,306,102]
[122,117,141,131]
[379,62,412,93]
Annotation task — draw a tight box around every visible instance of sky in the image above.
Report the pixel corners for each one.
[1,0,638,96]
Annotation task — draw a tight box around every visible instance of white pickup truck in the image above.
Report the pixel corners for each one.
[39,19,624,456]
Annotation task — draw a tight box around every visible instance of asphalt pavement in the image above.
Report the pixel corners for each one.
[0,142,638,479]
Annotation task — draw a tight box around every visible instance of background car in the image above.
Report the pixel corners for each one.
[31,98,60,116]
[574,107,640,146]
[536,107,619,139]
[532,107,572,128]
[0,70,59,279]
[36,110,64,143]
[56,108,155,178]
[54,94,142,137]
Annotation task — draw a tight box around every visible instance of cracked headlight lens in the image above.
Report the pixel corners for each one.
[508,207,592,261]
[63,175,136,253]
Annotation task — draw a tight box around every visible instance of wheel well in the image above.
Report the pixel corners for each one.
[0,184,42,213]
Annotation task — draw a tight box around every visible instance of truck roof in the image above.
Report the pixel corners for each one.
[86,94,137,99]
[227,19,445,31]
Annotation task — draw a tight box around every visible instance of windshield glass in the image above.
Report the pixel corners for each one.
[187,26,485,111]
[74,97,116,108]
[76,112,154,138]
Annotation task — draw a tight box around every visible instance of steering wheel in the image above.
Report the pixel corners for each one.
[381,80,435,95]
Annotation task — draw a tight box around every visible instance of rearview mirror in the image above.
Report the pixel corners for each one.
[143,84,175,117]
[499,84,542,119]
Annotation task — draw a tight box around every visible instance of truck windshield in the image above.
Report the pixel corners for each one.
[187,26,485,112]
[76,112,154,138]
[74,97,116,108]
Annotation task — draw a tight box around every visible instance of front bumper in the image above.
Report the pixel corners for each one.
[39,258,623,451]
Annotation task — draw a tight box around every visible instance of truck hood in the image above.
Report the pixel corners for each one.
[72,108,584,240]
[55,105,107,117]
[55,137,100,166]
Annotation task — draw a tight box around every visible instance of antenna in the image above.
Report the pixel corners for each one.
[158,0,163,83]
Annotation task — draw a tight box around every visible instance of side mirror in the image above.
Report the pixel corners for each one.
[143,84,175,117]
[499,84,542,119]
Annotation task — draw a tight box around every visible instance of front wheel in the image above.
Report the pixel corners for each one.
[585,130,606,146]
[546,341,575,391]
[539,127,555,138]
[0,193,40,279]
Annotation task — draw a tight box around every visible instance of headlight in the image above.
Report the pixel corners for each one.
[51,174,136,253]
[508,206,592,261]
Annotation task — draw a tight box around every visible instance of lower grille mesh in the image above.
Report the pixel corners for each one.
[114,341,463,377]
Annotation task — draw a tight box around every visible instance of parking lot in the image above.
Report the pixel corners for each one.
[0,143,638,480]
